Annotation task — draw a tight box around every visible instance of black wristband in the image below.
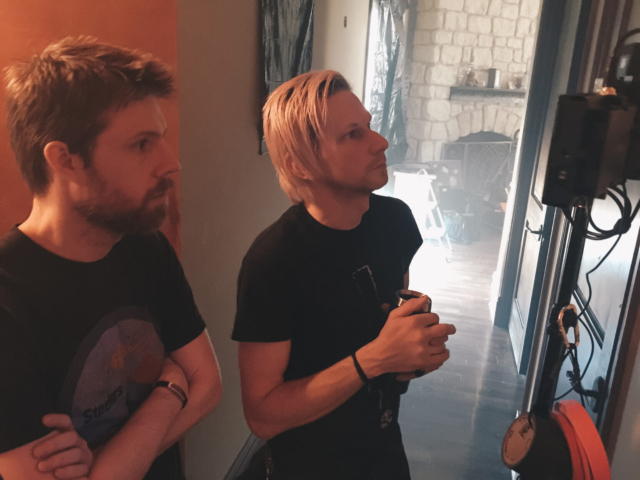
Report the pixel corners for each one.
[351,352,370,385]
[153,380,188,409]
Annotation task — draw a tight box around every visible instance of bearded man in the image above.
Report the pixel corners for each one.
[0,37,221,480]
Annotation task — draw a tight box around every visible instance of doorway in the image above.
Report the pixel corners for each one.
[311,0,640,477]
[312,0,545,478]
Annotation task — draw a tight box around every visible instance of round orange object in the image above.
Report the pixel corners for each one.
[550,400,611,480]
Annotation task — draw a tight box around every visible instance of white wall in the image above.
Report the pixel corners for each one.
[312,0,371,100]
[175,2,640,478]
[630,1,640,31]
[610,323,640,478]
[177,1,290,478]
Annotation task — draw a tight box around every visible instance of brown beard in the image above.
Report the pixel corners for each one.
[75,176,174,234]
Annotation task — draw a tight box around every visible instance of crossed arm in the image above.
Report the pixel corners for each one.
[0,329,222,480]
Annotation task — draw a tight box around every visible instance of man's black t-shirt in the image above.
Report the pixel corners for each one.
[232,194,423,479]
[0,228,205,480]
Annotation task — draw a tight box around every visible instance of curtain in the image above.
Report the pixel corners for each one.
[368,0,414,164]
[262,0,315,96]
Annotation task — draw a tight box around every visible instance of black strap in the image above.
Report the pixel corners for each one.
[153,380,188,409]
[351,352,370,386]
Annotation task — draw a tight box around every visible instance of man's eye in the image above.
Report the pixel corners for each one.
[136,139,149,151]
[347,129,359,139]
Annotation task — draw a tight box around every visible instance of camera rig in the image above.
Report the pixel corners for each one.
[543,33,640,209]
[502,29,640,479]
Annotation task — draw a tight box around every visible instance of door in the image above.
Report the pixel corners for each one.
[494,0,591,374]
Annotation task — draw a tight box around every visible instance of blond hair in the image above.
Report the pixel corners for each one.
[263,70,351,204]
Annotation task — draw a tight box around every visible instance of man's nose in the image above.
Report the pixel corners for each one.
[371,129,389,153]
[158,140,181,176]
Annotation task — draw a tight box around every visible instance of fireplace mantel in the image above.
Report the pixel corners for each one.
[450,86,527,104]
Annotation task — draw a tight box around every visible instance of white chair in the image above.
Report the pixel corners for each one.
[393,169,452,262]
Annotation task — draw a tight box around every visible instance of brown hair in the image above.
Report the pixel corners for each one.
[4,36,174,195]
[263,70,351,204]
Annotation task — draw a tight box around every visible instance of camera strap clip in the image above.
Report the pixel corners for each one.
[557,304,579,349]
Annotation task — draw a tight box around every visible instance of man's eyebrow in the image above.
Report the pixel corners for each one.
[341,114,372,132]
[127,128,168,140]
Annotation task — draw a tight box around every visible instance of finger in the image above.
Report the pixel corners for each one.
[53,464,90,480]
[429,349,450,363]
[396,372,416,381]
[42,414,74,432]
[33,431,81,459]
[32,430,60,449]
[427,344,447,355]
[381,303,390,313]
[425,323,454,338]
[429,335,448,347]
[38,447,84,472]
[391,295,430,318]
[413,312,440,327]
[421,363,443,375]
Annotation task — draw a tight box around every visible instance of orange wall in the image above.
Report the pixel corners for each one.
[0,0,181,251]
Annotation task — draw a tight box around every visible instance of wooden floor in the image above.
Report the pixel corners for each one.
[400,226,526,479]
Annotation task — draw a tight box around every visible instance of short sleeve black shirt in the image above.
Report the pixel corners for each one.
[232,194,422,478]
[0,228,205,480]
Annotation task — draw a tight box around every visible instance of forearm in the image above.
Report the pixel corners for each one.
[248,344,383,439]
[158,374,222,453]
[0,438,60,480]
[88,387,182,480]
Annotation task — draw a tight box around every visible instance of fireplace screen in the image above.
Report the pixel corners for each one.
[441,140,517,206]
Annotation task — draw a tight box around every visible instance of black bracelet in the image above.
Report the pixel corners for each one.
[351,353,370,386]
[153,380,188,409]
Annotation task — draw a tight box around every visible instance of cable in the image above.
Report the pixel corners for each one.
[553,349,575,401]
[612,28,640,57]
[606,28,640,89]
[570,348,586,408]
[553,209,625,401]
[562,183,638,241]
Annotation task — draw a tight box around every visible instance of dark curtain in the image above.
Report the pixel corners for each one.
[262,0,315,96]
[368,0,413,164]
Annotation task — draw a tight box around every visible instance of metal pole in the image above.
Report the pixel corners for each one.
[532,204,590,416]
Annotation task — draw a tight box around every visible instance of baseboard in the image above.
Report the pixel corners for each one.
[223,434,265,480]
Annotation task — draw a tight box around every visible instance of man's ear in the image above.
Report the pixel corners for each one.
[287,155,313,181]
[43,141,85,181]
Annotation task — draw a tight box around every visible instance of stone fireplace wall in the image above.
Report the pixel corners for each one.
[405,0,541,163]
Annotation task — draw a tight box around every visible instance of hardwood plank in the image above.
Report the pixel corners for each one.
[401,227,526,479]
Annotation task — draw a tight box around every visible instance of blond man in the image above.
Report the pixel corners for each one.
[233,71,456,479]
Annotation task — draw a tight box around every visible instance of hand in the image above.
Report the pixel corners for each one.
[395,333,451,381]
[159,355,189,396]
[359,296,456,378]
[32,414,93,479]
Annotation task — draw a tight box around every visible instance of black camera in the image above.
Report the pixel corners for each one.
[542,40,640,208]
